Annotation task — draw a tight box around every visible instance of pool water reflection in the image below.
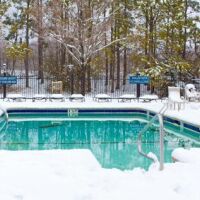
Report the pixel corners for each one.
[0,114,198,170]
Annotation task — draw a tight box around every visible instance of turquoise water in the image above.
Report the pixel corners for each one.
[0,113,199,170]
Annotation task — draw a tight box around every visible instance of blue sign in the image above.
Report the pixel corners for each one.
[129,76,150,84]
[0,76,17,85]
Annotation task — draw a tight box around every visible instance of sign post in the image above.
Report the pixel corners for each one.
[137,80,140,98]
[136,71,140,98]
[129,75,150,98]
[0,76,17,98]
[3,71,6,99]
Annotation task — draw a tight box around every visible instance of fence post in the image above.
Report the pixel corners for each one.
[136,70,140,98]
[3,64,7,99]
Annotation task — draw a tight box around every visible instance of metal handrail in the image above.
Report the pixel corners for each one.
[0,107,8,134]
[137,104,167,170]
[0,106,8,122]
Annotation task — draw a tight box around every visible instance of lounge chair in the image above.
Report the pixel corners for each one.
[6,94,26,102]
[167,87,185,110]
[93,94,112,102]
[69,94,85,102]
[118,94,136,102]
[32,94,47,102]
[185,84,199,101]
[139,94,158,102]
[49,94,65,102]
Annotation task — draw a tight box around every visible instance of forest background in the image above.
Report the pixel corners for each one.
[0,0,200,96]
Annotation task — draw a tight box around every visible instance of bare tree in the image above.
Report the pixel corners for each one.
[45,0,124,95]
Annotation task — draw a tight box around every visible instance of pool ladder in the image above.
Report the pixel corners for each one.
[137,105,168,170]
[0,106,8,134]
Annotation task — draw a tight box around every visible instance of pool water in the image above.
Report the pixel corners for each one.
[0,113,199,170]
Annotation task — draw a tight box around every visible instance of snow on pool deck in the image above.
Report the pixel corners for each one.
[1,98,200,127]
[0,149,200,200]
[0,99,200,200]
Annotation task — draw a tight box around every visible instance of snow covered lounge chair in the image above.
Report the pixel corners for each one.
[118,94,136,102]
[93,94,112,102]
[6,94,26,102]
[69,94,85,102]
[49,94,65,102]
[167,87,185,110]
[139,94,158,102]
[185,84,199,101]
[32,94,47,102]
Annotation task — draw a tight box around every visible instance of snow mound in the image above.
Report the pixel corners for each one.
[0,150,200,200]
[172,148,200,164]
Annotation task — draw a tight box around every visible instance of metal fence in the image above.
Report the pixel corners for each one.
[0,75,199,98]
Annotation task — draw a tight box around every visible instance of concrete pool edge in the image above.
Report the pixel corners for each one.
[2,103,199,135]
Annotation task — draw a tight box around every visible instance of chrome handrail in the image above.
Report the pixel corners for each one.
[0,106,8,134]
[0,106,8,121]
[137,104,167,170]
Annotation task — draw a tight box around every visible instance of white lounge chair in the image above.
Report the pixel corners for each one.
[167,87,185,110]
[139,94,158,102]
[185,84,199,101]
[118,94,136,102]
[32,94,47,102]
[49,94,65,102]
[93,94,112,102]
[6,94,26,102]
[69,94,85,102]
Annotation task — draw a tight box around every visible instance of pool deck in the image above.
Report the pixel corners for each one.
[0,98,200,127]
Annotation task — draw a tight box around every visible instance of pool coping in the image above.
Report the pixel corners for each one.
[4,106,200,135]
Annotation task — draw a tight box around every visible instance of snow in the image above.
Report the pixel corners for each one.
[0,149,200,200]
[2,1,200,197]
[0,100,200,199]
[50,94,65,98]
[139,94,159,100]
[7,94,26,98]
[33,94,47,98]
[70,94,84,98]
[1,99,200,127]
[94,93,111,98]
[119,94,136,98]
[172,148,200,164]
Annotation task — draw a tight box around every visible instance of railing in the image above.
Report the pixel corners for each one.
[0,74,198,98]
[0,106,8,134]
[137,105,168,170]
[0,75,179,98]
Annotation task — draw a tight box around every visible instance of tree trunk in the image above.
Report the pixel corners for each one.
[25,0,30,88]
[104,9,109,90]
[144,5,149,67]
[80,63,86,95]
[115,0,120,90]
[105,47,109,92]
[116,41,120,89]
[182,0,188,59]
[110,26,115,93]
[149,6,154,60]
[87,60,91,93]
[123,47,127,86]
[38,0,44,83]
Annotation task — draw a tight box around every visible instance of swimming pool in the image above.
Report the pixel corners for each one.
[0,111,200,170]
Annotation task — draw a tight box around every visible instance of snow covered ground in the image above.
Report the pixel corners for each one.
[0,149,200,200]
[0,99,200,200]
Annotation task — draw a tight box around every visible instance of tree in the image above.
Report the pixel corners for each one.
[45,0,125,95]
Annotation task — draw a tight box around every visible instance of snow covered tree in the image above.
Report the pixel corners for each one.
[45,0,126,95]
